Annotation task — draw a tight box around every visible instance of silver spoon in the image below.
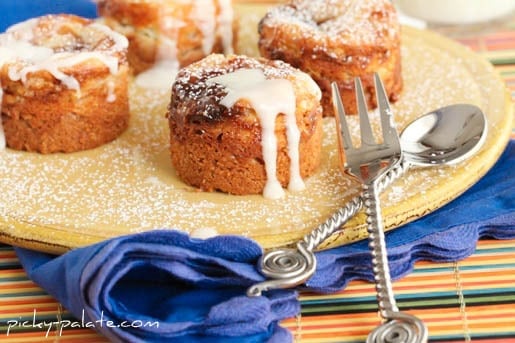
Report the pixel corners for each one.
[247,103,487,295]
[401,103,487,166]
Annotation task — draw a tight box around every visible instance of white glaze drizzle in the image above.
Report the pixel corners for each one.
[107,80,116,103]
[208,68,304,199]
[0,18,126,151]
[0,87,4,150]
[135,32,180,89]
[8,52,120,96]
[5,18,38,40]
[190,227,219,239]
[216,0,234,54]
[135,59,179,89]
[192,0,217,55]
[0,41,54,65]
[134,7,184,89]
[156,20,184,61]
[135,0,233,90]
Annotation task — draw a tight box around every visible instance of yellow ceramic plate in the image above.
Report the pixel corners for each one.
[0,5,512,254]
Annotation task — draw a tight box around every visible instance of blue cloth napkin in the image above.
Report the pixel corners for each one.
[16,233,299,343]
[0,0,97,32]
[15,140,514,342]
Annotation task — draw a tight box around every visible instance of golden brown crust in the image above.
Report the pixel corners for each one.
[167,54,323,195]
[258,0,403,116]
[97,0,234,74]
[0,14,130,154]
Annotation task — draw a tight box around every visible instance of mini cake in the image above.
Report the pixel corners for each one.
[0,14,130,154]
[96,0,234,75]
[258,0,403,116]
[167,54,323,199]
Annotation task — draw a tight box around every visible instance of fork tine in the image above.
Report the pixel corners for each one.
[355,77,376,146]
[374,73,398,146]
[331,83,353,151]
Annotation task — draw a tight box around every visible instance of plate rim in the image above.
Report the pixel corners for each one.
[0,25,512,254]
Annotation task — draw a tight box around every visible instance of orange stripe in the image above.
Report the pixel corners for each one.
[0,251,18,259]
[0,282,43,290]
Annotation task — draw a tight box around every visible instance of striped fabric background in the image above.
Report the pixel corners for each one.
[283,240,515,342]
[0,14,514,343]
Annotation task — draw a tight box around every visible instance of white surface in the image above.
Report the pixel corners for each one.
[394,0,515,25]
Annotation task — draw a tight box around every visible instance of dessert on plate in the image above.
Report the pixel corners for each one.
[258,0,403,116]
[167,53,324,199]
[96,0,234,87]
[0,14,130,153]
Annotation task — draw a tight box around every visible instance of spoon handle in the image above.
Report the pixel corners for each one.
[247,159,410,296]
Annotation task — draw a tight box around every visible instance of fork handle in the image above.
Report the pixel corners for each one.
[363,180,399,318]
[247,160,410,296]
[303,159,409,251]
[375,159,409,194]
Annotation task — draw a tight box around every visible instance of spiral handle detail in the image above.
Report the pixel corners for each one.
[247,242,316,297]
[367,312,428,343]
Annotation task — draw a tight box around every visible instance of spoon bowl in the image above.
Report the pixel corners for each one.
[400,104,487,166]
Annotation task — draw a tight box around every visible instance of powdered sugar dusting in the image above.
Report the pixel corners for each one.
[0,25,504,250]
[0,80,353,242]
[262,0,400,46]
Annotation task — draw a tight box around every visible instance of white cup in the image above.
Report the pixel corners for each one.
[394,0,515,25]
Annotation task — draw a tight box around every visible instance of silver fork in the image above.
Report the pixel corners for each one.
[334,74,427,343]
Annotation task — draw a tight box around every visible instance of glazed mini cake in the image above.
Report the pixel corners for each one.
[96,0,234,75]
[0,14,130,153]
[258,0,403,116]
[167,54,323,199]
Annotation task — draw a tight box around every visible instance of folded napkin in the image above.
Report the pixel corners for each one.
[0,0,96,32]
[15,141,514,342]
[16,233,299,343]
